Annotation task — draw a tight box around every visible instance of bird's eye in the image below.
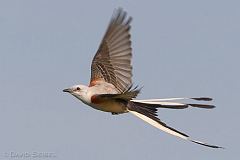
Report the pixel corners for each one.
[76,87,80,91]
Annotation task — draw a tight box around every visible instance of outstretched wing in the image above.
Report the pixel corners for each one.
[90,8,133,93]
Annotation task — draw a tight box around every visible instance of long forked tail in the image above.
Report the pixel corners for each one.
[127,99,223,148]
[131,97,215,109]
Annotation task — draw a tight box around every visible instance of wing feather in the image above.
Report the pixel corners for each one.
[90,8,133,92]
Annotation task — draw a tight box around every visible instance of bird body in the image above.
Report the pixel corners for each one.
[63,8,222,148]
[65,82,127,113]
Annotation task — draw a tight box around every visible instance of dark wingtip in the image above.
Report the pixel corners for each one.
[191,97,213,101]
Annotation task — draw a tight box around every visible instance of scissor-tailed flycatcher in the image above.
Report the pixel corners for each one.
[63,8,222,148]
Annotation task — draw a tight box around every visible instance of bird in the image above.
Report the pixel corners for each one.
[63,8,222,148]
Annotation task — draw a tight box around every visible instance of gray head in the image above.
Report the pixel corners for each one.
[63,84,89,102]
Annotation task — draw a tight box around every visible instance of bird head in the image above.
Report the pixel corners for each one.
[63,84,89,102]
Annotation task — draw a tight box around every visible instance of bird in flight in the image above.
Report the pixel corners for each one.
[63,8,222,148]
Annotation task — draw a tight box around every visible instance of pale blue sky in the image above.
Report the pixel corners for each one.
[0,0,239,159]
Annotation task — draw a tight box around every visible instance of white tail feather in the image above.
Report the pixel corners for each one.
[128,110,188,140]
[131,100,186,106]
[132,97,212,102]
[128,110,223,148]
[132,97,191,102]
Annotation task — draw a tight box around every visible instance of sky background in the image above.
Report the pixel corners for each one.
[0,0,239,159]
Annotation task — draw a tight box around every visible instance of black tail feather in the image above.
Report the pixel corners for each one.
[190,140,224,149]
[189,104,215,109]
[191,97,213,101]
[127,101,189,138]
